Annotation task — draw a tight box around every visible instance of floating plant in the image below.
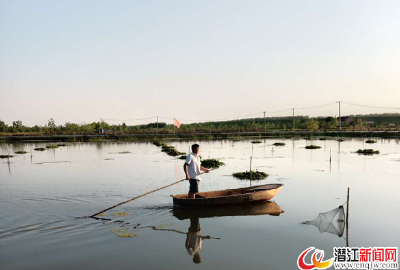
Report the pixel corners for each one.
[153,141,167,147]
[112,212,130,217]
[337,138,345,142]
[200,158,225,169]
[356,149,379,155]
[34,148,46,151]
[0,155,13,159]
[117,233,136,238]
[14,151,28,154]
[46,145,59,149]
[179,155,187,160]
[273,142,285,146]
[365,140,377,144]
[57,143,67,147]
[160,145,184,157]
[305,145,321,149]
[232,170,268,180]
[251,140,262,144]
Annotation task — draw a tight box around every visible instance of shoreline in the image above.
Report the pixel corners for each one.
[1,131,399,143]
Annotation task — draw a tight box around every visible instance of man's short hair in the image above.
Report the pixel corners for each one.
[191,144,200,151]
[193,253,201,264]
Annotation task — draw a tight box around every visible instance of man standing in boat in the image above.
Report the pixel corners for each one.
[184,144,209,199]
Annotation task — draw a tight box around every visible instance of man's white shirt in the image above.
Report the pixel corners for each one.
[185,152,201,180]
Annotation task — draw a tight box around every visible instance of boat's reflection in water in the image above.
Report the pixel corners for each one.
[173,201,284,264]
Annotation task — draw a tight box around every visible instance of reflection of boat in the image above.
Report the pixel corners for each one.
[171,184,283,208]
[173,201,284,220]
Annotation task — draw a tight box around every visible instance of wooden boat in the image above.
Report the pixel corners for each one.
[171,183,283,208]
[173,201,284,220]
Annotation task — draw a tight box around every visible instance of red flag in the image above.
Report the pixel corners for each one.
[173,118,181,128]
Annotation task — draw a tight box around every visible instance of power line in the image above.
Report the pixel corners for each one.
[99,101,400,125]
[342,102,400,110]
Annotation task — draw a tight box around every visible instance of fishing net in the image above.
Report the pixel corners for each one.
[301,205,346,237]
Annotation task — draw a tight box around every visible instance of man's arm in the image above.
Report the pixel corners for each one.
[200,166,210,173]
[185,233,190,248]
[184,163,191,180]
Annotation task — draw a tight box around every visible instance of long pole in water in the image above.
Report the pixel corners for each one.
[90,170,212,218]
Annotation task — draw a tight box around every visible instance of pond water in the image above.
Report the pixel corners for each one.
[1,138,399,270]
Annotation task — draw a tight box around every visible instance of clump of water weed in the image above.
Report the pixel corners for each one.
[200,159,225,169]
[118,233,136,238]
[251,140,262,144]
[273,142,285,146]
[112,212,130,217]
[153,141,167,147]
[46,145,59,149]
[108,151,131,154]
[365,140,376,144]
[160,145,184,157]
[14,151,28,154]
[305,145,321,149]
[34,148,46,151]
[337,138,345,142]
[57,143,67,147]
[0,155,13,159]
[319,138,326,141]
[356,149,379,155]
[179,155,187,160]
[232,170,268,180]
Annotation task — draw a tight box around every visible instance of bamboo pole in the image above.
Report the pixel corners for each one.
[90,170,212,217]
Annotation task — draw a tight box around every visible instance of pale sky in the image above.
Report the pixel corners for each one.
[1,0,400,126]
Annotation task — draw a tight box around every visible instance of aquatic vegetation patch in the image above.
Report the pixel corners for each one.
[160,145,184,157]
[117,233,136,237]
[319,138,326,141]
[179,155,187,160]
[34,148,46,151]
[57,143,67,147]
[97,213,106,216]
[305,145,321,149]
[110,227,137,238]
[273,142,285,146]
[46,145,59,149]
[356,149,379,155]
[0,155,13,159]
[112,212,130,217]
[365,140,377,144]
[153,141,167,147]
[200,158,225,169]
[155,223,174,229]
[337,138,345,142]
[108,151,131,154]
[232,170,268,180]
[251,140,262,144]
[14,151,28,154]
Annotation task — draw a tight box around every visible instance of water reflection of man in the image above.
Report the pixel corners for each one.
[185,217,210,264]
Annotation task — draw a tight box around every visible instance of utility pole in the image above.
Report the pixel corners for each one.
[337,101,342,131]
[292,108,295,130]
[263,111,266,133]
